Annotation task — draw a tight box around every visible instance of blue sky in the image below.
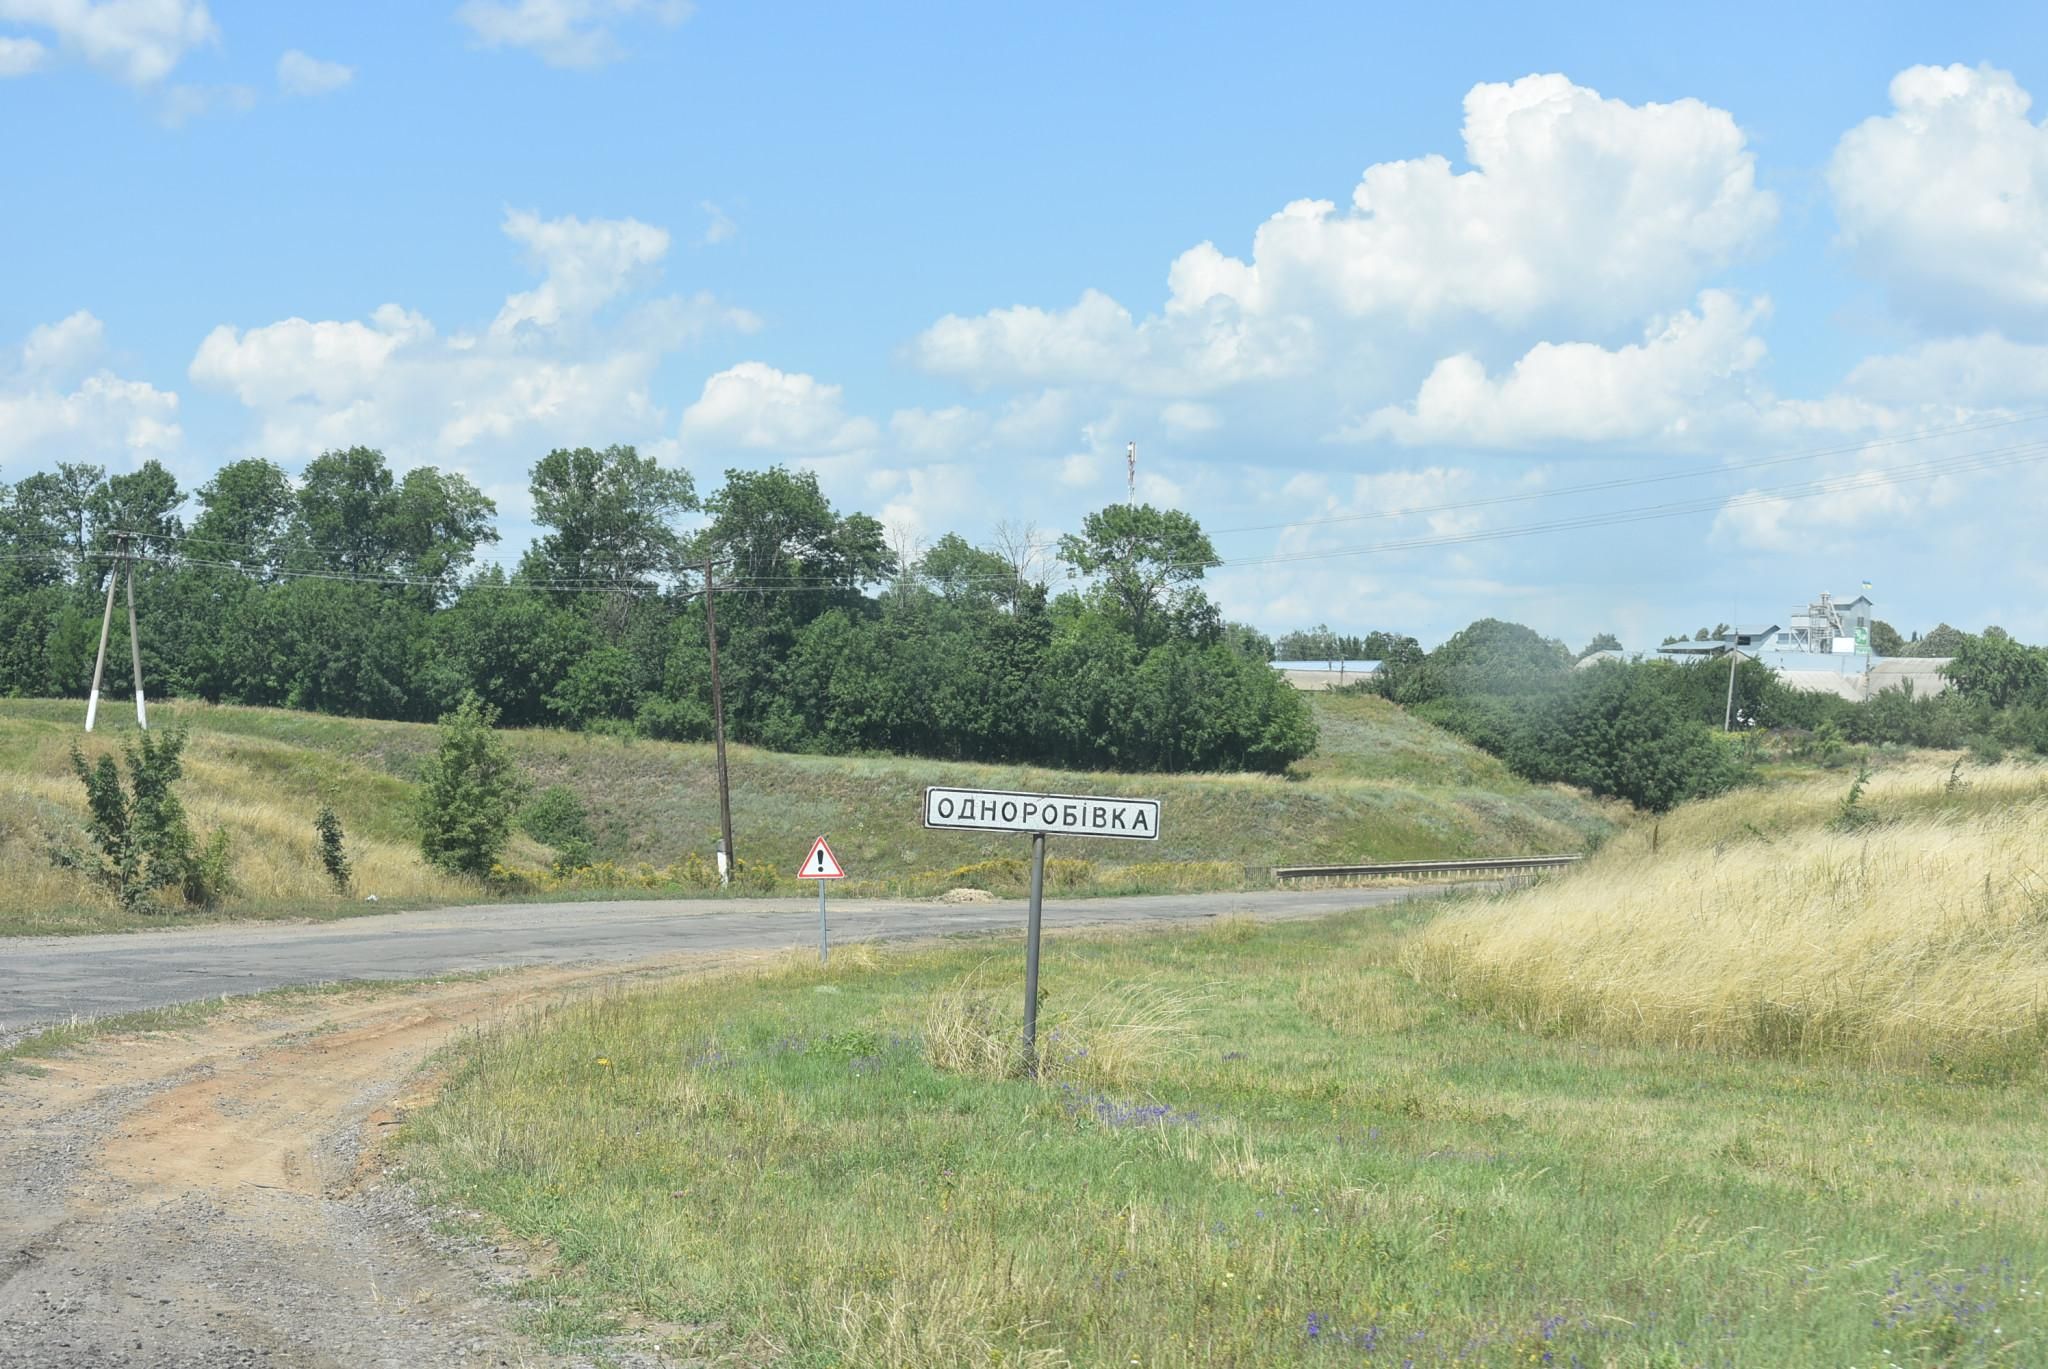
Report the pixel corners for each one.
[4,1,2047,648]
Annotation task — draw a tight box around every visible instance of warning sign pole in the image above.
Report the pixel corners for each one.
[796,836,846,965]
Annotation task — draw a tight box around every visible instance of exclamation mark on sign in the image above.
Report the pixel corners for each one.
[815,849,825,873]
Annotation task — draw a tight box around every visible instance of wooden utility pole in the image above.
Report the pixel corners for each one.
[704,557,736,885]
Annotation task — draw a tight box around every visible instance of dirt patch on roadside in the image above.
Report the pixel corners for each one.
[0,955,762,1368]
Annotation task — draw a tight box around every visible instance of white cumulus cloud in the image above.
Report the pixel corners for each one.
[492,208,670,337]
[0,0,217,86]
[1830,64,2048,338]
[2,312,180,470]
[188,213,750,467]
[20,309,107,376]
[276,48,352,96]
[456,0,691,69]
[1362,291,1772,447]
[0,33,45,74]
[914,74,1777,397]
[1844,333,2048,408]
[679,362,879,453]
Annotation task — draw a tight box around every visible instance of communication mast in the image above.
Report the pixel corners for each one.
[1126,441,1136,505]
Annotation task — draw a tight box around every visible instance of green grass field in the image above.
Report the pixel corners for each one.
[402,902,2048,1367]
[0,692,1618,935]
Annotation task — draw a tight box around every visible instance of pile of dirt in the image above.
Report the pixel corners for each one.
[936,887,999,904]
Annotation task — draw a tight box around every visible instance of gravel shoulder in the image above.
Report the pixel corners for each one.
[0,955,756,1369]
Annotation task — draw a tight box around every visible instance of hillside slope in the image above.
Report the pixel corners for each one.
[0,692,1619,934]
[1408,758,2048,1070]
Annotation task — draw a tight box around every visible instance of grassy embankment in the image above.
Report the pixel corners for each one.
[404,819,2048,1365]
[1407,758,2048,1074]
[0,692,1616,935]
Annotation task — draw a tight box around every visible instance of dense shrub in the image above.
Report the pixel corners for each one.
[417,692,527,877]
[59,726,233,909]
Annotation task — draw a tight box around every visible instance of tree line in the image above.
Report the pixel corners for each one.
[1361,618,2048,811]
[0,448,1316,774]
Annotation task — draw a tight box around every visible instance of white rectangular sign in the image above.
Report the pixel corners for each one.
[922,786,1160,841]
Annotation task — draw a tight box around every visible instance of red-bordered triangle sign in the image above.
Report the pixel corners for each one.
[796,835,846,880]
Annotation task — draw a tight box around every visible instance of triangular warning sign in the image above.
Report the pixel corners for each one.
[796,835,846,879]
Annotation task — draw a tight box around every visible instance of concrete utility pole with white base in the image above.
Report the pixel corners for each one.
[85,532,146,732]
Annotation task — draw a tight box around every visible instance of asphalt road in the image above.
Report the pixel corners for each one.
[0,886,1460,1037]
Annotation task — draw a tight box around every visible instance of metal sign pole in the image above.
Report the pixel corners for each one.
[1022,831,1046,1077]
[818,878,829,965]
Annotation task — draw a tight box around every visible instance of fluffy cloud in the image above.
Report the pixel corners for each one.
[1361,291,1772,447]
[2,312,180,469]
[1844,333,2048,407]
[276,48,352,96]
[492,209,671,336]
[20,309,107,375]
[1830,64,2048,338]
[0,0,217,85]
[1711,445,1960,552]
[678,363,879,453]
[0,33,44,74]
[456,0,691,69]
[914,74,1776,395]
[188,212,748,465]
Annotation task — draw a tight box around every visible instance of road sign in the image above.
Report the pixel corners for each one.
[921,786,1160,841]
[797,835,846,880]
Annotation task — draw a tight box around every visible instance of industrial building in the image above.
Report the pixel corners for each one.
[1654,588,1951,701]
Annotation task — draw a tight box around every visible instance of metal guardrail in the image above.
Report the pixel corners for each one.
[1271,855,1583,882]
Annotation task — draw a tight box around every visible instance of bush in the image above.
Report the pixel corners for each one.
[417,692,528,877]
[315,804,351,893]
[1510,663,1748,813]
[520,784,596,871]
[59,726,233,910]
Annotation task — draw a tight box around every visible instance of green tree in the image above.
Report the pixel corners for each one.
[87,459,184,563]
[1903,623,1972,657]
[1513,664,1746,812]
[545,645,640,728]
[1057,503,1218,646]
[1868,619,1905,657]
[1577,632,1623,661]
[701,466,894,597]
[293,447,398,574]
[1944,632,2048,709]
[918,533,1017,608]
[526,444,697,592]
[189,458,296,571]
[1394,618,1571,704]
[385,466,498,596]
[416,692,527,877]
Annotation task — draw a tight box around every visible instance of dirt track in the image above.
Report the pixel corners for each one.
[0,954,753,1368]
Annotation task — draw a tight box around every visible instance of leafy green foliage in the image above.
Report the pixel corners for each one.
[59,726,232,909]
[519,784,596,871]
[1056,503,1218,646]
[416,692,527,877]
[314,804,351,893]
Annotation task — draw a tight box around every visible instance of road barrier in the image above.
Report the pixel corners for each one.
[1271,855,1583,885]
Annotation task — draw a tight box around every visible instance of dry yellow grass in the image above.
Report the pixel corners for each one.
[1404,760,2048,1069]
[1,726,480,925]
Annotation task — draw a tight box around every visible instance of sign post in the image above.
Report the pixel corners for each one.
[795,836,845,964]
[921,787,1160,1075]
